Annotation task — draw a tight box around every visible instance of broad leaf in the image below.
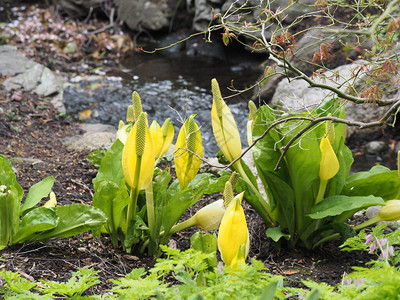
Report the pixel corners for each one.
[20,176,54,215]
[342,166,400,200]
[308,195,385,220]
[13,207,58,244]
[266,226,290,242]
[36,204,107,241]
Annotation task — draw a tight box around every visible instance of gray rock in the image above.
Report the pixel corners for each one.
[63,123,117,152]
[0,45,65,114]
[365,141,387,155]
[118,0,173,31]
[270,60,387,135]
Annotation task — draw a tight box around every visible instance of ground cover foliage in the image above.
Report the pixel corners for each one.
[2,0,400,299]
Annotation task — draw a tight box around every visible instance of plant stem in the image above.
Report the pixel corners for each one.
[315,179,328,205]
[125,156,142,235]
[145,182,156,254]
[168,217,197,236]
[234,160,275,226]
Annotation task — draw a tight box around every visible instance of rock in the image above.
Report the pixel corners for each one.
[118,0,174,31]
[53,0,105,17]
[365,141,388,155]
[0,45,65,114]
[63,123,117,152]
[270,60,388,136]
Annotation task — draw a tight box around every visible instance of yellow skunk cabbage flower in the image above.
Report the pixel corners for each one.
[377,200,400,222]
[211,78,242,162]
[174,115,203,190]
[218,192,249,266]
[43,191,57,208]
[122,112,155,190]
[193,199,225,230]
[319,137,339,181]
[150,118,174,159]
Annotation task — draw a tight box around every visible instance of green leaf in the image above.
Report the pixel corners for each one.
[12,207,58,244]
[266,227,290,242]
[0,185,20,249]
[189,173,229,194]
[308,195,385,220]
[259,281,278,300]
[92,139,125,190]
[342,166,400,200]
[87,149,107,168]
[20,176,54,215]
[36,204,107,241]
[92,180,129,246]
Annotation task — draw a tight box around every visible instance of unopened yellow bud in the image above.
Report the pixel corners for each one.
[248,100,257,121]
[218,192,249,266]
[319,137,339,181]
[378,200,400,222]
[193,199,225,230]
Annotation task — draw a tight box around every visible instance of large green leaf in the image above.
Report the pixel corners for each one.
[308,195,385,220]
[92,180,129,245]
[36,204,107,241]
[342,166,400,200]
[189,173,229,194]
[12,207,58,244]
[92,139,125,190]
[20,176,54,215]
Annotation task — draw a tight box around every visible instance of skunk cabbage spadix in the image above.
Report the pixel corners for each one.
[319,137,339,181]
[122,112,155,190]
[211,78,242,162]
[174,115,203,190]
[218,192,249,266]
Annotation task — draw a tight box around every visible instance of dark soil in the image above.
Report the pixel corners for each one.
[0,1,399,297]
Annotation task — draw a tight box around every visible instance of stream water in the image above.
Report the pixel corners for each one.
[63,49,266,156]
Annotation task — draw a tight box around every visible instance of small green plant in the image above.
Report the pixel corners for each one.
[0,154,107,250]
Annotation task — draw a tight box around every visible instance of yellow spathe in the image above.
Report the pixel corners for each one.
[174,115,203,190]
[218,192,249,266]
[122,112,155,190]
[319,137,339,181]
[211,78,242,162]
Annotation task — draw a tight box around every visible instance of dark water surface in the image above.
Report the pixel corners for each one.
[63,49,265,156]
